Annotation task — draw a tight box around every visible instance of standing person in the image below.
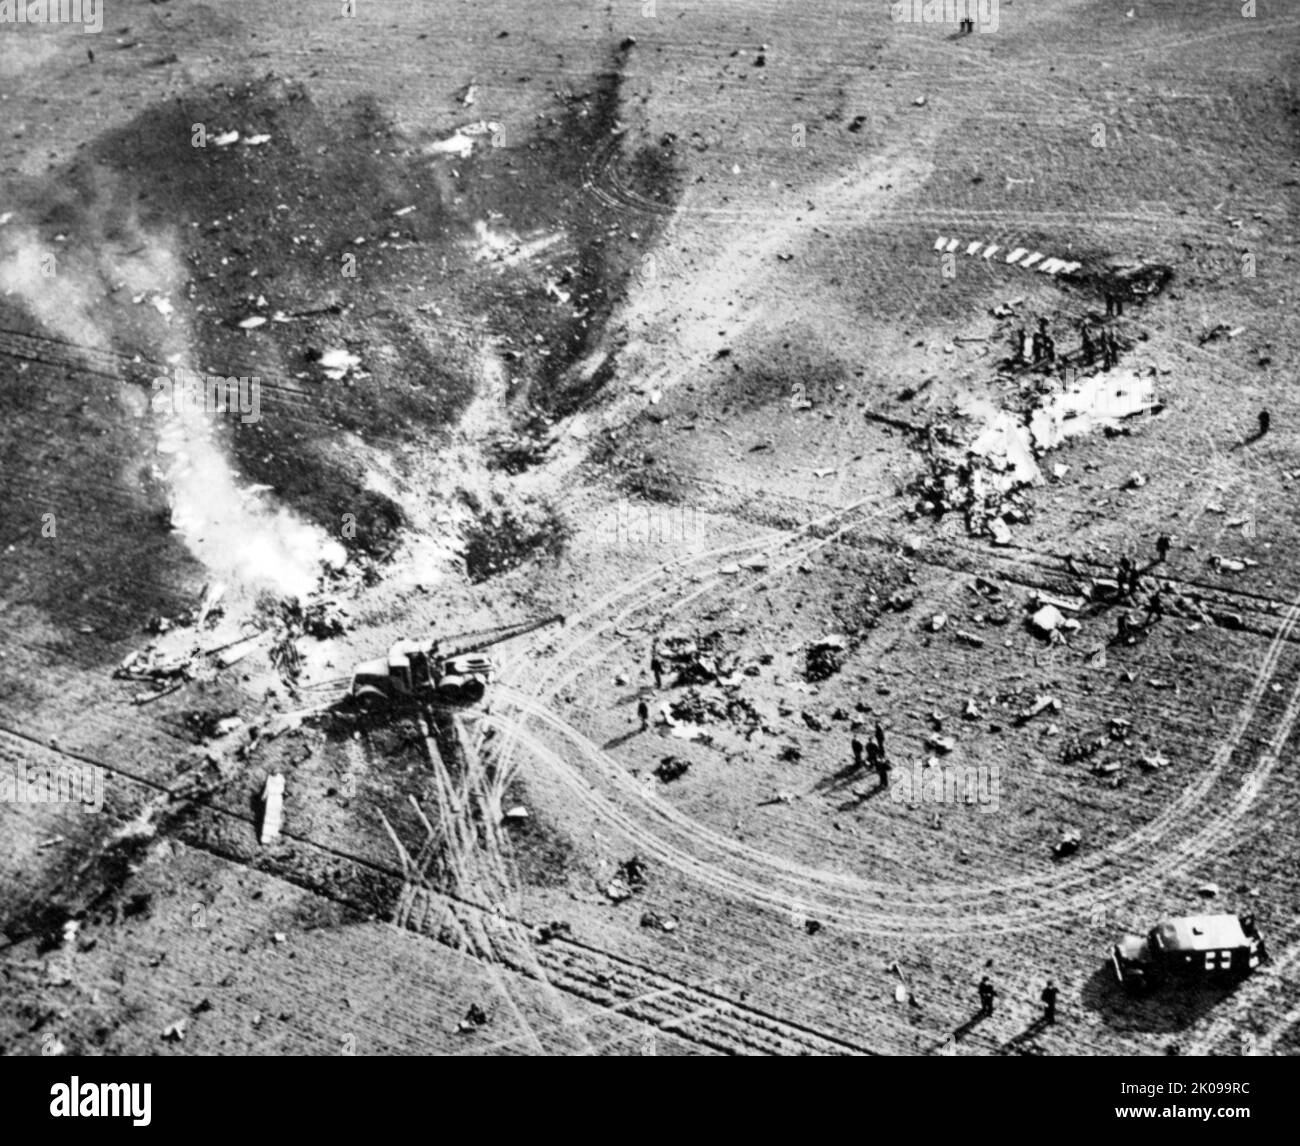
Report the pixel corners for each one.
[410,648,430,690]
[876,751,891,790]
[1043,332,1056,365]
[874,721,886,758]
[851,733,865,770]
[1041,980,1059,1025]
[636,697,649,732]
[1145,588,1164,624]
[1116,609,1133,642]
[1117,556,1134,597]
[978,976,996,1016]
[1080,321,1095,364]
[1259,410,1271,437]
[1155,533,1171,563]
[650,648,664,690]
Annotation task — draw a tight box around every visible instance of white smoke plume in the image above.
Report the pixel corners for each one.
[0,211,345,601]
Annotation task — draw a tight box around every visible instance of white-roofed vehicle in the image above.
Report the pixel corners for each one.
[1111,913,1268,993]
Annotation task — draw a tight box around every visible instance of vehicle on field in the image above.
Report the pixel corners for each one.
[347,614,563,711]
[1111,913,1267,992]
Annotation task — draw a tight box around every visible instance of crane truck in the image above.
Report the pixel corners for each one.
[347,613,563,710]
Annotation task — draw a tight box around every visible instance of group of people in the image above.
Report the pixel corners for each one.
[1079,319,1122,370]
[851,722,891,788]
[1011,317,1057,368]
[1115,555,1144,599]
[1011,312,1124,374]
[1113,534,1174,640]
[978,976,1060,1025]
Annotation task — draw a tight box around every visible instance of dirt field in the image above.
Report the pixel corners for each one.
[2,0,1299,1057]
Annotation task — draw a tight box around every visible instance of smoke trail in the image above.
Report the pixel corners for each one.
[1,214,345,599]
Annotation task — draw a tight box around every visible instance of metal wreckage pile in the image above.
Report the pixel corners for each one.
[113,577,356,703]
[655,631,767,735]
[650,630,860,743]
[907,263,1171,544]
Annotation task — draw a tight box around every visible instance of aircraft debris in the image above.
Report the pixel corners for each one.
[259,774,285,846]
[1052,829,1082,859]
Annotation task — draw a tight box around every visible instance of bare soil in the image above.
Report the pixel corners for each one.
[2,0,1299,1056]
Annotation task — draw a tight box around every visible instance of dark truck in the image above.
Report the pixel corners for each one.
[1111,913,1268,992]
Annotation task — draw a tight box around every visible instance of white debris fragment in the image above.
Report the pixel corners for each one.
[259,774,285,846]
[215,634,262,668]
[428,132,476,159]
[213,130,240,147]
[1018,695,1061,722]
[1210,554,1255,574]
[318,348,361,380]
[1030,605,1065,635]
[237,315,267,330]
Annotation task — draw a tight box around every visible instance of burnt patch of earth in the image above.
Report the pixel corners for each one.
[459,490,569,584]
[0,54,679,645]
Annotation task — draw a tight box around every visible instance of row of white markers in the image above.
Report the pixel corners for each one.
[933,235,1082,276]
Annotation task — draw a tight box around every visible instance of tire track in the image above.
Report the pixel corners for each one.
[488,515,1300,937]
[1,721,872,1055]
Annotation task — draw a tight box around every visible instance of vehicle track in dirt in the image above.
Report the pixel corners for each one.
[0,720,878,1055]
[486,494,1300,938]
[1181,920,1300,1057]
[625,469,1296,642]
